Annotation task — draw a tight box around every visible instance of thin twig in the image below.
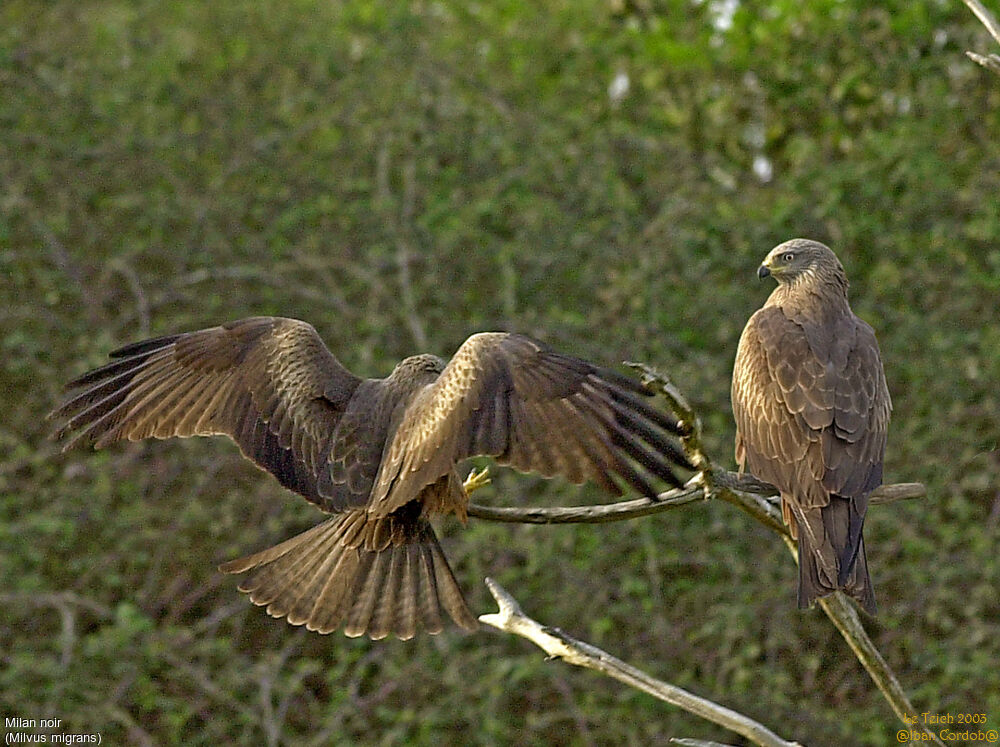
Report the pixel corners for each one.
[0,591,113,618]
[626,361,710,472]
[156,265,353,315]
[961,0,1000,76]
[103,705,156,747]
[258,630,307,747]
[161,648,262,725]
[30,217,102,323]
[480,578,801,747]
[966,50,1000,75]
[962,0,1000,45]
[468,480,704,524]
[107,258,151,337]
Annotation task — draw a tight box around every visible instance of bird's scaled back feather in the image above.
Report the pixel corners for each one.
[733,306,890,510]
[369,332,690,515]
[731,241,890,614]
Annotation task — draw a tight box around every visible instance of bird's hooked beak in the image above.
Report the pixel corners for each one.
[757,263,772,280]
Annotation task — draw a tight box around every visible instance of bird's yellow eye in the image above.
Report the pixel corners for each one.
[782,252,795,262]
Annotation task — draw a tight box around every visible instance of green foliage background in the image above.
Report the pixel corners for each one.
[2,0,998,744]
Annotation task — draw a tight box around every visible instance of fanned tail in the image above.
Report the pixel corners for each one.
[220,509,477,639]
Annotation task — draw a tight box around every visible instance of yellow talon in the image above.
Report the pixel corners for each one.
[463,466,491,494]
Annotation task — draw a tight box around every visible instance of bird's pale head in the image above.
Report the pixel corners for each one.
[758,238,846,289]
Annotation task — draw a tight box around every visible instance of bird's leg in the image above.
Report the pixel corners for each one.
[463,466,492,495]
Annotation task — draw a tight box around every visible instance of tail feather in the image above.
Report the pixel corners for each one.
[238,521,342,616]
[308,551,361,633]
[396,549,419,640]
[368,548,409,641]
[287,547,356,627]
[426,539,474,630]
[788,496,877,616]
[836,493,869,587]
[220,510,477,640]
[343,550,385,638]
[845,536,876,615]
[417,543,445,633]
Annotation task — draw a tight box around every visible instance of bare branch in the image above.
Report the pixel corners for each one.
[778,536,946,747]
[468,480,704,524]
[966,50,1000,75]
[103,705,156,747]
[154,265,353,315]
[473,362,935,741]
[865,482,929,505]
[0,591,113,618]
[467,476,924,525]
[963,0,1000,46]
[30,217,102,323]
[103,258,151,337]
[480,578,802,747]
[961,0,1000,76]
[627,361,710,471]
[161,648,262,726]
[258,630,307,747]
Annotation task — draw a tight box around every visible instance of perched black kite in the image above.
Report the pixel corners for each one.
[731,240,891,614]
[51,318,689,639]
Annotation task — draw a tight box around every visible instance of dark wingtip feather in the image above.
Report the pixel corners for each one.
[570,383,689,494]
[592,363,655,397]
[609,426,684,490]
[607,384,684,435]
[109,334,183,359]
[61,347,170,391]
[609,399,696,472]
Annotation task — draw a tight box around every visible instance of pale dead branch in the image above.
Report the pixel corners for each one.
[961,0,1000,76]
[480,578,802,747]
[472,363,941,745]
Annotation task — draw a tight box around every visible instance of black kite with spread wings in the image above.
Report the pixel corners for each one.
[51,317,690,639]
